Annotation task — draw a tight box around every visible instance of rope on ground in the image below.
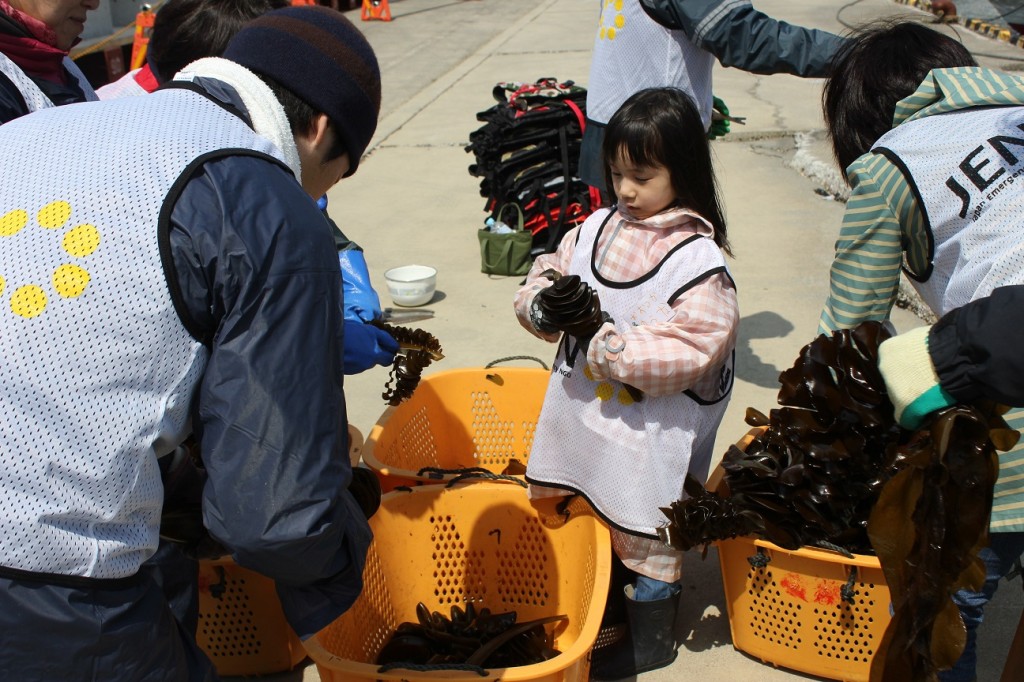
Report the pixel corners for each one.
[485,355,549,370]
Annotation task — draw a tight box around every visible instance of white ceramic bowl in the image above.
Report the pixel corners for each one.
[383,265,437,307]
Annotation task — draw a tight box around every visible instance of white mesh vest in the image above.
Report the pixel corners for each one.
[0,53,97,114]
[587,0,714,128]
[95,68,147,100]
[873,106,1024,314]
[526,213,734,537]
[0,87,285,578]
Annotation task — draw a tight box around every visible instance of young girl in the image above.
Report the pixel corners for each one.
[513,87,738,679]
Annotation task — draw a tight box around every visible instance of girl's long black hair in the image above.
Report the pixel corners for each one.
[602,87,730,255]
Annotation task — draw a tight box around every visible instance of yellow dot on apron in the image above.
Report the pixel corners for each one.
[11,285,47,318]
[617,389,635,406]
[62,224,100,258]
[0,274,5,296]
[607,27,616,40]
[37,201,72,229]
[595,382,614,401]
[614,13,625,29]
[0,209,28,237]
[53,264,90,298]
[599,26,607,40]
[583,365,595,381]
[614,0,623,11]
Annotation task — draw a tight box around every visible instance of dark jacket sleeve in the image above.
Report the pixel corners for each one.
[0,69,28,124]
[929,285,1024,407]
[0,63,90,124]
[639,0,845,77]
[166,154,371,639]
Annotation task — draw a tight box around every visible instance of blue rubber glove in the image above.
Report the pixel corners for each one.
[338,249,383,323]
[343,320,399,375]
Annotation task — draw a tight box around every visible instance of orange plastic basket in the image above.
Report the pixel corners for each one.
[363,367,550,491]
[302,482,611,681]
[712,428,892,681]
[196,558,306,676]
[718,538,890,681]
[194,428,363,676]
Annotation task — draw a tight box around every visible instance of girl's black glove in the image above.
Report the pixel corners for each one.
[534,274,609,341]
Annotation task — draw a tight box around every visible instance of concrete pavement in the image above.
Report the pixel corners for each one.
[232,1,1024,679]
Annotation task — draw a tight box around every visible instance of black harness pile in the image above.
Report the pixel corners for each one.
[465,77,600,259]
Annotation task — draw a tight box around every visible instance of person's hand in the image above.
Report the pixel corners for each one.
[709,96,731,139]
[343,320,399,374]
[877,326,956,429]
[339,249,383,323]
[348,466,381,519]
[534,274,607,341]
[708,96,744,140]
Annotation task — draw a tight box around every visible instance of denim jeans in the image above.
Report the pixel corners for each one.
[938,530,1024,682]
[633,573,681,602]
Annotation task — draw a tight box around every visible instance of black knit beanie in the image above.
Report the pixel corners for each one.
[223,6,381,176]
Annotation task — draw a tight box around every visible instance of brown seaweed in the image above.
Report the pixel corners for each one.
[657,321,1016,681]
[376,602,564,670]
[660,322,902,553]
[867,406,1012,681]
[370,321,443,406]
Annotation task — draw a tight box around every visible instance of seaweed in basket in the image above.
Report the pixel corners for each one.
[658,321,1017,679]
[660,322,904,554]
[375,602,565,671]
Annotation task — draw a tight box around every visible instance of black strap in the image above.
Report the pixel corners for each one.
[542,125,573,255]
[0,562,145,591]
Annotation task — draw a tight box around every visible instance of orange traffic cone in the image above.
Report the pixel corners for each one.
[361,0,392,22]
[130,6,156,70]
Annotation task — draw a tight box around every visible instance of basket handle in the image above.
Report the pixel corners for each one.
[444,470,527,488]
[415,466,492,480]
[747,549,771,568]
[485,355,549,370]
[412,467,528,488]
[841,566,859,604]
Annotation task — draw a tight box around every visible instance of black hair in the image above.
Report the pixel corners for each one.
[823,20,976,174]
[147,0,290,82]
[257,73,348,161]
[602,87,730,255]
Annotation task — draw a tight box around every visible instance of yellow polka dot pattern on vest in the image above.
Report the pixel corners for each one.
[0,201,100,319]
[598,0,625,41]
[583,364,635,404]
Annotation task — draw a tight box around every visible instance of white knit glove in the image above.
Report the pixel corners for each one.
[877,326,957,429]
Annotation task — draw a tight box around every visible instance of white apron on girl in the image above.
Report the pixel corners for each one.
[526,212,734,538]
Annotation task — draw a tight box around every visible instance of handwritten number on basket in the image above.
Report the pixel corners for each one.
[489,528,501,544]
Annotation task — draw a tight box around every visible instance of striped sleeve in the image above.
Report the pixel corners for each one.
[818,154,919,334]
[895,67,1024,126]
